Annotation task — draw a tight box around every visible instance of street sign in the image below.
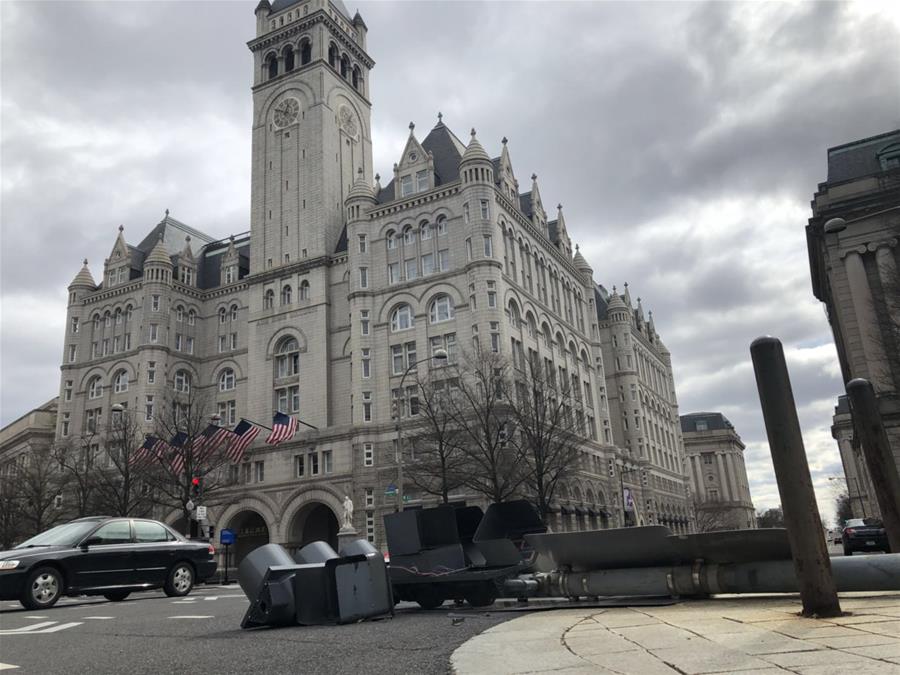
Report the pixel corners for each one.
[195,505,207,520]
[385,483,398,497]
[402,495,411,503]
[220,528,236,546]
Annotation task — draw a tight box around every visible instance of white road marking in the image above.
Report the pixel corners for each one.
[1,622,57,633]
[0,662,20,670]
[39,622,83,633]
[23,615,49,619]
[172,600,196,604]
[82,616,115,620]
[204,596,218,601]
[0,621,82,635]
[167,615,213,619]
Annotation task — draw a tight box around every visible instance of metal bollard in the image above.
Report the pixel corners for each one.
[750,336,842,617]
[846,378,900,552]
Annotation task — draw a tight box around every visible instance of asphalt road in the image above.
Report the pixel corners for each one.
[0,585,511,675]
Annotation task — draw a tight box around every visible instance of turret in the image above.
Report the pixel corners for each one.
[346,167,377,222]
[572,244,593,285]
[459,129,494,186]
[352,10,368,50]
[68,258,96,302]
[144,234,173,284]
[255,0,271,37]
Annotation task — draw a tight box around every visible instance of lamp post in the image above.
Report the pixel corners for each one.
[393,347,448,510]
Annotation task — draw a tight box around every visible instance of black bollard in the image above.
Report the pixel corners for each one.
[750,336,841,618]
[846,378,900,553]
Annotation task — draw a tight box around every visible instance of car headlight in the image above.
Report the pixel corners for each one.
[0,560,20,570]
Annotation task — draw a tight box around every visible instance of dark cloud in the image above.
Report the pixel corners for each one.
[2,0,898,521]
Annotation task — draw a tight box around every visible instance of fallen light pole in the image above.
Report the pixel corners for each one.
[237,500,900,629]
[750,336,842,618]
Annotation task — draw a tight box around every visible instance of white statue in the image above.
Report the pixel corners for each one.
[342,495,354,529]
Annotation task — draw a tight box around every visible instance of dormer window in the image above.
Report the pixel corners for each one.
[224,265,237,284]
[400,174,413,197]
[416,170,429,192]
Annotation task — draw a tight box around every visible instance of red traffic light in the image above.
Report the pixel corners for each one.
[191,477,201,486]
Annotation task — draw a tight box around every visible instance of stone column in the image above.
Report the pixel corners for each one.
[874,240,899,327]
[716,453,728,500]
[843,248,892,391]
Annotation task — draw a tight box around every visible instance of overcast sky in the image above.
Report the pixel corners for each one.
[2,1,899,524]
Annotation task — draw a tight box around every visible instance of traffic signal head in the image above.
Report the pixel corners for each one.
[191,476,201,499]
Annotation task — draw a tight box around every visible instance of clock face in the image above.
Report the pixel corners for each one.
[273,97,300,128]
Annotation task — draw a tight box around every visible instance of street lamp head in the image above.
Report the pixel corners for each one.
[111,403,125,413]
[433,347,448,362]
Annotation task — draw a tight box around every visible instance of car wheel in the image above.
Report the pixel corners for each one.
[21,566,63,610]
[415,586,445,610]
[103,591,131,602]
[164,562,194,597]
[843,545,852,556]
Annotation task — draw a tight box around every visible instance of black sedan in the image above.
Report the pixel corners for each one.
[842,517,890,555]
[0,516,217,609]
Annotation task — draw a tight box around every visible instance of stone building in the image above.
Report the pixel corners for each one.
[53,0,693,560]
[807,129,900,516]
[831,396,880,520]
[680,412,756,530]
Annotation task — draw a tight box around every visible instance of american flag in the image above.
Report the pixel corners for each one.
[227,420,259,464]
[265,412,298,446]
[130,435,170,467]
[192,423,232,461]
[169,432,188,474]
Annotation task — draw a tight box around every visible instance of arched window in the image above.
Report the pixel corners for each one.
[113,370,128,394]
[420,220,432,240]
[264,289,274,309]
[281,285,292,305]
[284,45,295,71]
[403,226,415,246]
[352,66,361,90]
[219,307,227,324]
[328,43,339,68]
[114,308,122,325]
[300,39,312,65]
[299,280,310,300]
[174,370,191,394]
[93,314,100,330]
[508,301,521,327]
[230,304,238,321]
[542,323,552,349]
[104,312,111,328]
[526,312,537,339]
[125,305,133,322]
[340,54,350,78]
[266,53,278,80]
[188,309,196,325]
[176,305,184,322]
[429,295,454,323]
[436,215,448,236]
[88,376,103,399]
[390,304,414,332]
[275,337,300,378]
[219,368,236,391]
[386,230,397,250]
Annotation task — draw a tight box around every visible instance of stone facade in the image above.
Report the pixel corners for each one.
[807,129,900,516]
[680,412,756,530]
[831,396,881,520]
[53,0,694,558]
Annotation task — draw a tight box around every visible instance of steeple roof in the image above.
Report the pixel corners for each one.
[145,235,173,267]
[69,259,96,289]
[460,129,491,164]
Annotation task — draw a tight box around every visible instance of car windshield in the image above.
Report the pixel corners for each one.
[844,519,865,528]
[15,521,101,548]
[862,518,883,527]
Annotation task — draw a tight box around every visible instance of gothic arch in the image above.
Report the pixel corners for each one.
[254,83,316,127]
[216,493,281,541]
[416,282,465,309]
[211,359,244,384]
[341,336,351,357]
[376,292,420,324]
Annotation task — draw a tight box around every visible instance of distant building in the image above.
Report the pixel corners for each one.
[0,398,58,480]
[807,129,900,508]
[680,412,756,530]
[831,395,880,519]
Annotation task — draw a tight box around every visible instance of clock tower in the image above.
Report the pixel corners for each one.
[248,0,374,271]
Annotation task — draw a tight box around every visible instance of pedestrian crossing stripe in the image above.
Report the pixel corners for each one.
[0,621,82,635]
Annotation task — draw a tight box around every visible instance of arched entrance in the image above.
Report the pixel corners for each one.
[226,510,270,566]
[286,502,339,557]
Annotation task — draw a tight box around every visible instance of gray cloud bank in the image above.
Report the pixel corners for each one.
[2,1,898,521]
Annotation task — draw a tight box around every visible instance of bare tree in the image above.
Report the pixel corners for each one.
[442,349,526,504]
[52,434,102,518]
[405,370,468,503]
[0,476,24,549]
[693,500,737,532]
[756,506,785,528]
[141,388,236,534]
[509,355,584,522]
[90,408,154,518]
[16,446,64,538]
[834,492,853,528]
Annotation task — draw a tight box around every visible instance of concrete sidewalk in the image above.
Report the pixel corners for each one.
[451,593,900,674]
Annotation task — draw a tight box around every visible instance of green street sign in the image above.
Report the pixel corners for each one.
[402,495,411,503]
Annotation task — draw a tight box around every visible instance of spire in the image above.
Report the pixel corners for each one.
[180,234,194,261]
[437,111,443,125]
[460,128,491,164]
[623,282,632,307]
[409,121,415,136]
[69,258,96,289]
[109,224,129,261]
[347,166,376,202]
[145,234,172,267]
[573,243,592,275]
[352,9,367,29]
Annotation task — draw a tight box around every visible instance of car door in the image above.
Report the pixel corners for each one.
[131,520,176,588]
[69,519,135,591]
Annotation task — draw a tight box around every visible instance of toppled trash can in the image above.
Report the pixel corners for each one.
[239,538,393,629]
